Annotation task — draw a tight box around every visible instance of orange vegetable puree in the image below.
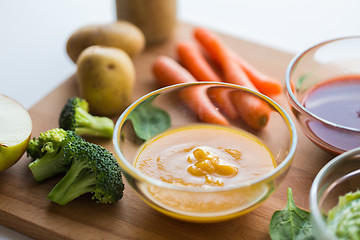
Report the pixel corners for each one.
[134,124,275,217]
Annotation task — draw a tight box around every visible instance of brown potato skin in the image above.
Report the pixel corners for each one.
[76,46,135,116]
[67,21,145,63]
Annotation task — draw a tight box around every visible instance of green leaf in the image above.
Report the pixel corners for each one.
[327,190,360,239]
[128,94,171,141]
[269,188,314,240]
[296,74,307,91]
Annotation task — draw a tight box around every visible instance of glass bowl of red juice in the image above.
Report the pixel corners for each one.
[285,36,360,155]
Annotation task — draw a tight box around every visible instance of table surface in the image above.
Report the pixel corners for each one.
[1,0,360,239]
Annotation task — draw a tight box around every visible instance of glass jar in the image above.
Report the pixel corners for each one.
[116,0,177,45]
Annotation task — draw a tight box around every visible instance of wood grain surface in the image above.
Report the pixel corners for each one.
[0,22,333,240]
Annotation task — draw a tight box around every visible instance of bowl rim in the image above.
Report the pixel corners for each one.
[309,147,360,238]
[285,35,360,132]
[113,82,298,193]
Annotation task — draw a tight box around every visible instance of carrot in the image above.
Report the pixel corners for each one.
[152,55,195,87]
[176,41,238,120]
[179,86,230,126]
[231,52,282,96]
[194,27,257,89]
[194,27,282,96]
[290,80,296,94]
[207,87,238,120]
[194,27,271,129]
[223,58,271,129]
[176,41,222,82]
[230,91,271,130]
[152,55,229,126]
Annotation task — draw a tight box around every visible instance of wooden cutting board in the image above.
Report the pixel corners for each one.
[0,22,333,240]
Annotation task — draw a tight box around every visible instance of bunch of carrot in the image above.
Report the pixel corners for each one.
[152,27,282,129]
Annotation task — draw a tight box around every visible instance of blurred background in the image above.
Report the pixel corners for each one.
[0,0,360,239]
[1,0,360,110]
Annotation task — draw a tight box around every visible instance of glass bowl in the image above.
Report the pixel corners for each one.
[113,82,297,222]
[285,36,360,155]
[310,147,360,239]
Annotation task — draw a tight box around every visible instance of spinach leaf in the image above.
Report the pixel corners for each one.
[269,188,314,240]
[128,94,171,141]
[296,74,307,91]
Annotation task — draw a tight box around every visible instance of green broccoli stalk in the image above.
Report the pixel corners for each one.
[26,128,83,182]
[59,97,114,139]
[47,140,124,205]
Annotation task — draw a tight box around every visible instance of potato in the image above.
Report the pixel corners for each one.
[67,21,145,63]
[76,45,135,116]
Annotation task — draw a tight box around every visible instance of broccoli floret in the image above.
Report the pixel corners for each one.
[47,140,124,205]
[26,138,41,160]
[59,97,114,139]
[27,128,83,182]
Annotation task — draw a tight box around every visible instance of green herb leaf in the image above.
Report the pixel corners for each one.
[128,94,171,141]
[327,190,360,239]
[269,188,314,240]
[296,74,307,91]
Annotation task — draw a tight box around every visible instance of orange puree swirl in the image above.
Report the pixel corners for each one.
[134,124,275,189]
[187,148,238,186]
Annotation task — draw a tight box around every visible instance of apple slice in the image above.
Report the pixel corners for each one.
[0,94,32,172]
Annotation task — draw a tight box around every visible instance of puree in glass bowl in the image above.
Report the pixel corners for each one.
[134,124,275,215]
[327,190,360,239]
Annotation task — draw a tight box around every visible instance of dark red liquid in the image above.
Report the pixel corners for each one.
[304,76,360,129]
[302,75,360,154]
